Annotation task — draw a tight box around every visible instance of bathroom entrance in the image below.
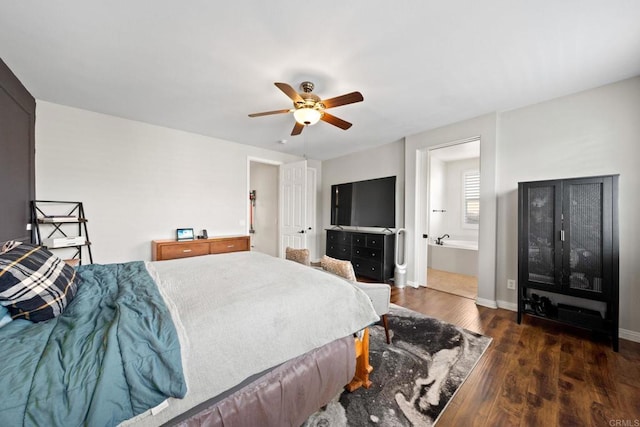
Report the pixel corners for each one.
[426,138,480,299]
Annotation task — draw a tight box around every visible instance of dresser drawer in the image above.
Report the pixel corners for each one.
[351,233,366,246]
[366,235,384,249]
[326,243,351,260]
[160,242,210,260]
[352,246,381,260]
[352,258,384,281]
[210,237,249,254]
[327,230,349,244]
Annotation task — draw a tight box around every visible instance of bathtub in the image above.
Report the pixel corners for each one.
[428,239,478,276]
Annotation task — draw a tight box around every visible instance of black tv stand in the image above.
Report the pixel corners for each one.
[326,229,395,282]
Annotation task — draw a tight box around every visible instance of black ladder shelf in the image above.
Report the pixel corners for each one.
[31,200,93,265]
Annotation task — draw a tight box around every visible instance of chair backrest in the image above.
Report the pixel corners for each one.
[320,255,357,282]
[285,247,310,266]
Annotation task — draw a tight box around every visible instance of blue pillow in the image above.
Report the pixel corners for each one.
[0,304,11,328]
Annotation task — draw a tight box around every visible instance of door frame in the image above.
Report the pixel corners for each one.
[414,136,482,289]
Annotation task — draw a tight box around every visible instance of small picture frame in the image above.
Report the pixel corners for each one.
[176,228,194,241]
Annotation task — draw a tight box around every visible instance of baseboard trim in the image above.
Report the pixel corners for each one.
[620,328,640,343]
[497,300,517,312]
[475,297,497,309]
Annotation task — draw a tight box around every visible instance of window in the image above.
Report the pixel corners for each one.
[463,170,480,227]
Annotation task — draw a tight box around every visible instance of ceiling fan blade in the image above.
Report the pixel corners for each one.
[321,91,364,109]
[321,112,352,130]
[275,82,303,103]
[291,121,305,136]
[248,109,292,118]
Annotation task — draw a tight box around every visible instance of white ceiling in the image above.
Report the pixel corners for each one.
[1,1,639,160]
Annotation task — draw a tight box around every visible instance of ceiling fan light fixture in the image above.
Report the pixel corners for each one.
[293,107,322,126]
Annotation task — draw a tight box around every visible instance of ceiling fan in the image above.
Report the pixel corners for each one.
[248,81,364,136]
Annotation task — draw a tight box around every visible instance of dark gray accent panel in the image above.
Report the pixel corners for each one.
[0,58,35,244]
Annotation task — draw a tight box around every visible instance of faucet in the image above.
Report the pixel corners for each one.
[435,234,450,245]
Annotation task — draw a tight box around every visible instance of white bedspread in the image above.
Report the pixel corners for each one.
[127,251,378,426]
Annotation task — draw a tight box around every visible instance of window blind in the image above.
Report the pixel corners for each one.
[464,170,480,225]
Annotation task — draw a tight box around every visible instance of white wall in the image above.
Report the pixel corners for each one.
[320,139,405,252]
[35,101,302,263]
[495,76,640,338]
[405,115,498,309]
[428,157,446,240]
[406,76,640,336]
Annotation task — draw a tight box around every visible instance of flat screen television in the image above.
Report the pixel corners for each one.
[331,176,396,228]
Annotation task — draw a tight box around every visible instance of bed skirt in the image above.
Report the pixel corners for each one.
[165,335,356,426]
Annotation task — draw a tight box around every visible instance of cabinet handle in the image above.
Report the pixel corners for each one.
[560,230,565,241]
[227,245,235,248]
[183,249,192,253]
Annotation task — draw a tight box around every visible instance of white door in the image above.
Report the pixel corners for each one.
[279,160,307,257]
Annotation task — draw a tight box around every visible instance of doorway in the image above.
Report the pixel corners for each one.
[426,138,480,299]
[249,160,279,256]
[248,158,318,259]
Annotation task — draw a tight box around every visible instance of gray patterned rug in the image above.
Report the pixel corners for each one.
[303,305,492,426]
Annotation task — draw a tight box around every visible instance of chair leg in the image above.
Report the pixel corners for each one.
[382,314,390,344]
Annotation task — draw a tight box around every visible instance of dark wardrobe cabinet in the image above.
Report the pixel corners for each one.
[517,175,619,351]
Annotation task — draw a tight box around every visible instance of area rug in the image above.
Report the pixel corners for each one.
[303,305,492,426]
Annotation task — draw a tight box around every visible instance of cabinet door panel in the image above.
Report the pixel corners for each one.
[563,178,611,297]
[523,183,562,287]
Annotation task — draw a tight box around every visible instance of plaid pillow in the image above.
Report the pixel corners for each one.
[0,241,77,322]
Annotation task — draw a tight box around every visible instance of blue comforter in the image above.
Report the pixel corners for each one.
[0,261,186,427]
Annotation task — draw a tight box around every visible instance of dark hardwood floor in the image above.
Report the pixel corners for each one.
[390,286,640,426]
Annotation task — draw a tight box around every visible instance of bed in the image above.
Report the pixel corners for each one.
[0,245,378,426]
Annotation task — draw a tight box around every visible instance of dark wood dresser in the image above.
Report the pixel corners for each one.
[326,229,395,282]
[152,235,250,261]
